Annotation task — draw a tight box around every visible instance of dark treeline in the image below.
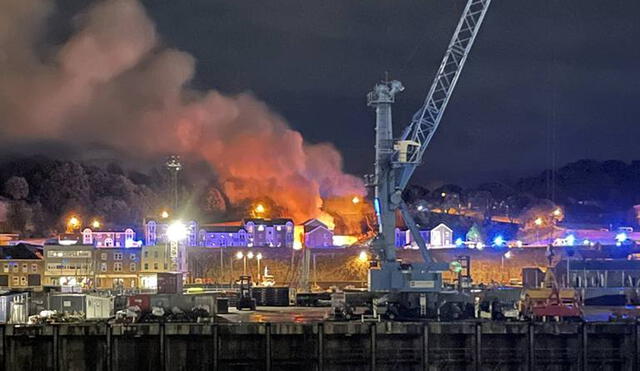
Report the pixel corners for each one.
[1,156,639,236]
[405,159,640,228]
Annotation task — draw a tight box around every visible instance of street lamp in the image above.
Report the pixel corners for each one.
[161,210,169,219]
[255,204,265,214]
[91,220,101,229]
[67,216,81,231]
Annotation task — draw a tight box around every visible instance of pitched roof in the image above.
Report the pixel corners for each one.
[200,226,245,233]
[243,218,293,226]
[303,218,328,232]
[0,243,43,259]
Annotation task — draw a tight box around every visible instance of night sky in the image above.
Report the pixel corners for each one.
[15,1,640,187]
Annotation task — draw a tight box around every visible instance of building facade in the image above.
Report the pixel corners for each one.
[195,219,294,248]
[94,247,141,289]
[44,244,95,287]
[303,219,333,248]
[81,228,141,247]
[394,223,453,248]
[145,220,198,246]
[0,259,43,290]
[139,245,176,289]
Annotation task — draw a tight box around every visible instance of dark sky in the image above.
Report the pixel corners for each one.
[49,0,640,187]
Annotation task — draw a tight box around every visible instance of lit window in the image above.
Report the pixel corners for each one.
[3,264,7,273]
[12,276,18,286]
[12,264,18,273]
[114,263,123,272]
[114,253,123,260]
[258,225,265,232]
[276,226,282,231]
[22,264,28,273]
[20,276,27,286]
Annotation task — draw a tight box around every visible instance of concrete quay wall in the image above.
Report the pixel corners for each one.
[1,321,639,370]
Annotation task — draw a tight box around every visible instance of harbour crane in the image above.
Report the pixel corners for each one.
[367,0,491,316]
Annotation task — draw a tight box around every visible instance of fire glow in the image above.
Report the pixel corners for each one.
[0,0,368,230]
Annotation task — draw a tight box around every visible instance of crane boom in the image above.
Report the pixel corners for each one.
[397,0,491,190]
[367,0,491,292]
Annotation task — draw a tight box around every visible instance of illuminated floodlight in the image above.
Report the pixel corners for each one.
[534,217,543,226]
[417,205,424,212]
[256,253,263,260]
[358,250,368,263]
[236,251,244,260]
[441,192,447,198]
[616,233,627,243]
[352,196,361,204]
[515,240,523,247]
[255,204,266,214]
[583,239,591,246]
[161,210,169,219]
[553,208,562,217]
[247,251,254,259]
[166,221,187,242]
[476,242,484,250]
[455,238,464,247]
[91,220,101,229]
[68,216,81,229]
[565,234,576,246]
[493,235,504,247]
[504,251,513,259]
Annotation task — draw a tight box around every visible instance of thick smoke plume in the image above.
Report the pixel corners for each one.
[0,0,366,224]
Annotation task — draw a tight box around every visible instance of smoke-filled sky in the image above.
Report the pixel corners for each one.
[2,0,640,192]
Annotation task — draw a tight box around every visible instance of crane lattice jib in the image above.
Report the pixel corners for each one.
[397,0,491,190]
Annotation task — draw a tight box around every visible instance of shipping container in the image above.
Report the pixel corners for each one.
[48,294,114,319]
[127,294,151,312]
[157,273,183,294]
[0,292,30,324]
[252,287,291,306]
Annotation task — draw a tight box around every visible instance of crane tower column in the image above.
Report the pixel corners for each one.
[367,80,404,263]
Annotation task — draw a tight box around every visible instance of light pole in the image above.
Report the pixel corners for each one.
[256,253,263,282]
[501,251,512,283]
[236,251,255,276]
[166,221,187,273]
[534,217,543,245]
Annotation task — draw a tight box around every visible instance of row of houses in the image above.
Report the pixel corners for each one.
[0,242,178,291]
[72,219,461,250]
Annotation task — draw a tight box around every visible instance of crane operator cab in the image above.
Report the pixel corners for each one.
[394,140,421,163]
